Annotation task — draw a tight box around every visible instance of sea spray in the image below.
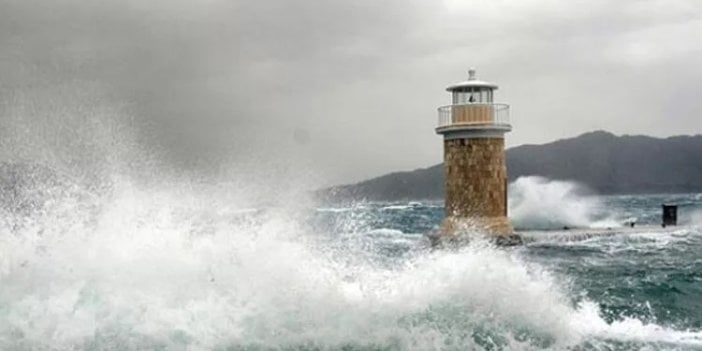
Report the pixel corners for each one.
[2,174,702,350]
[509,176,622,230]
[680,208,702,226]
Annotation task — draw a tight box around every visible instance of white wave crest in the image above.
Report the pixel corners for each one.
[0,180,699,350]
[509,176,622,230]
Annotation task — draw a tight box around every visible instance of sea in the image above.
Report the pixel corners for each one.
[1,171,702,350]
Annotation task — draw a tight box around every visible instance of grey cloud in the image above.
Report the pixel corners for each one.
[0,0,700,187]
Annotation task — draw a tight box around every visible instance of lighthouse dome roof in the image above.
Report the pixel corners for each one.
[445,69,498,91]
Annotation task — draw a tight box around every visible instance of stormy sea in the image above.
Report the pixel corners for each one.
[1,166,702,350]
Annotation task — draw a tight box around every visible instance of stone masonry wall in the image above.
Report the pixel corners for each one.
[443,137,511,234]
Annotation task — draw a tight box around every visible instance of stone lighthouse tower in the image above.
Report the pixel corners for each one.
[436,69,513,238]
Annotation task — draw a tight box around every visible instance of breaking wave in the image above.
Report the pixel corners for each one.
[509,176,622,230]
[0,170,700,350]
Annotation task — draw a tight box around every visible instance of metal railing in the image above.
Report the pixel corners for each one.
[437,103,510,129]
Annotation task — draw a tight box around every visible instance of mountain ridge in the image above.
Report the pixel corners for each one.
[317,130,702,202]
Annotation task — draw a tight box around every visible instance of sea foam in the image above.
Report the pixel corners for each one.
[0,178,700,350]
[509,176,622,230]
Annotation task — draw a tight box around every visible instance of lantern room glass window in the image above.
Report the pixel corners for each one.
[452,88,494,104]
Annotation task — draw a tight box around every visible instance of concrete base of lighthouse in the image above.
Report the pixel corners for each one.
[440,216,513,236]
[432,216,521,247]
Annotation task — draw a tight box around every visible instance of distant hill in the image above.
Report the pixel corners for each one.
[317,131,702,202]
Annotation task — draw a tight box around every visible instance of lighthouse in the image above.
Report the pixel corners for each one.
[436,69,514,239]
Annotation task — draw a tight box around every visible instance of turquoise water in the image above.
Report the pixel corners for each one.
[1,173,702,350]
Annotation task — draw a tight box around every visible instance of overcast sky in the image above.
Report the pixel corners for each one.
[0,0,701,187]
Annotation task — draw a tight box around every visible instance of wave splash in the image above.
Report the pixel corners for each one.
[509,176,622,230]
[0,175,700,350]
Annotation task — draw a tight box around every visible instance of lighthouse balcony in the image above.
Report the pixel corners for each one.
[436,103,511,133]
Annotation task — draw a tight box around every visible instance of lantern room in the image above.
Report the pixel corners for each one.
[447,68,498,104]
[436,68,510,133]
